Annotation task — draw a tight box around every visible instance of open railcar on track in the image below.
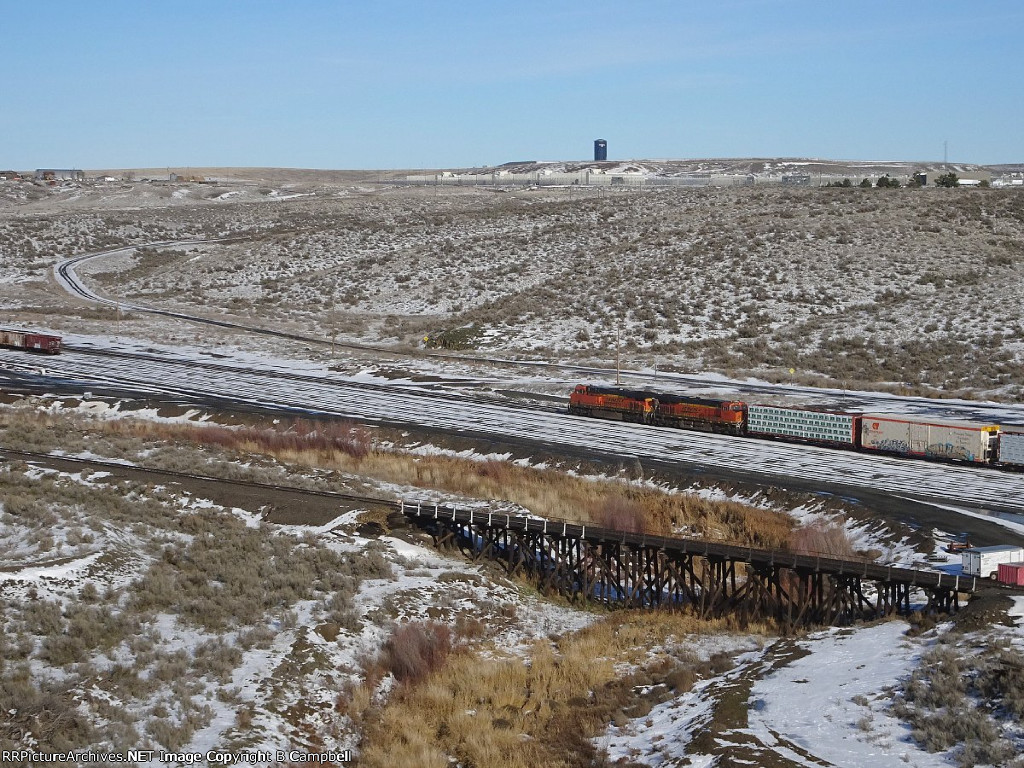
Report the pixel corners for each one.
[0,328,62,354]
[746,405,859,447]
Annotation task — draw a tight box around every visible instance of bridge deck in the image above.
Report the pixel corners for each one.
[399,500,996,625]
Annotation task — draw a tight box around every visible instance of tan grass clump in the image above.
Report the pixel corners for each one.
[788,519,858,559]
[354,611,774,767]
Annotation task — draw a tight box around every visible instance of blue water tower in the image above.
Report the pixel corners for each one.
[594,139,607,161]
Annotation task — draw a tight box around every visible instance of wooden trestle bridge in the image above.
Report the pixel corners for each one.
[399,501,980,627]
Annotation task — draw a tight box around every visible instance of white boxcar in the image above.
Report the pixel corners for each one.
[746,406,857,445]
[999,429,1024,468]
[859,414,998,464]
[962,545,1024,579]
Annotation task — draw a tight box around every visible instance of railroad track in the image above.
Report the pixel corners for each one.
[5,343,1024,515]
[52,240,1024,424]
[63,345,562,414]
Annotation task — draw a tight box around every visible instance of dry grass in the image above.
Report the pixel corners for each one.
[95,415,798,549]
[0,407,799,550]
[788,519,858,558]
[353,611,772,768]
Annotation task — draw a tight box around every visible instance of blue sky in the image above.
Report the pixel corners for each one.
[3,1,1021,169]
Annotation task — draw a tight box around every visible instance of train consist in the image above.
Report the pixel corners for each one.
[568,384,1024,470]
[0,328,62,354]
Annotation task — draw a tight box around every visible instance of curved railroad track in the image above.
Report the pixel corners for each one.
[52,241,1024,425]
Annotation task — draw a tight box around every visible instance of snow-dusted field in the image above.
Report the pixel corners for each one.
[0,448,596,762]
[5,339,1022,515]
[2,172,1024,399]
[3,167,1024,765]
[5,422,1021,766]
[599,610,1024,767]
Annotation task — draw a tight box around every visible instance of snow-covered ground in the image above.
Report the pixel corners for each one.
[0,453,596,762]
[4,171,1024,765]
[599,612,1024,767]
[5,178,1024,400]
[6,340,1022,515]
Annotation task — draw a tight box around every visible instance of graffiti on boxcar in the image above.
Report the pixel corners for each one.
[872,438,910,453]
[926,443,972,461]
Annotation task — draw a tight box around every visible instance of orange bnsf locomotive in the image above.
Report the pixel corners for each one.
[568,385,746,436]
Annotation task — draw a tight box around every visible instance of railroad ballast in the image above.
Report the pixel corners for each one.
[568,384,1024,470]
[0,328,62,354]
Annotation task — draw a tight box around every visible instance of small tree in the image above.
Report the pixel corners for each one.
[935,172,960,188]
[859,178,873,188]
[876,174,900,188]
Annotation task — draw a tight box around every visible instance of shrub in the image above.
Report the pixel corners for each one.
[594,494,648,534]
[788,519,856,558]
[379,621,454,685]
[0,669,94,751]
[21,600,63,636]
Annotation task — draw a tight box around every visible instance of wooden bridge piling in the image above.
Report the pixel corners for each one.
[399,501,976,627]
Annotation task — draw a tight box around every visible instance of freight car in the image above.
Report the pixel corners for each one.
[859,414,998,465]
[746,405,858,447]
[0,328,62,354]
[998,429,1024,469]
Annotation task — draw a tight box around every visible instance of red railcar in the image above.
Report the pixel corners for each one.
[0,328,63,354]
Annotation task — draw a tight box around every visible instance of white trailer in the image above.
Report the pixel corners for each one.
[962,545,1024,579]
[998,429,1024,468]
[859,414,998,464]
[746,406,857,446]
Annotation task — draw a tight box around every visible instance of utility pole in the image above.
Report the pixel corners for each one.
[615,327,621,386]
[115,267,121,340]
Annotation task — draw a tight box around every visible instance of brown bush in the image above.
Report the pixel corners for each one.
[594,494,648,534]
[788,519,857,558]
[379,621,454,686]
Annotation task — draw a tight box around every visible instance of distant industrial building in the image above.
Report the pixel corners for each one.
[34,169,85,181]
[594,139,607,162]
[781,174,812,186]
[914,170,991,186]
